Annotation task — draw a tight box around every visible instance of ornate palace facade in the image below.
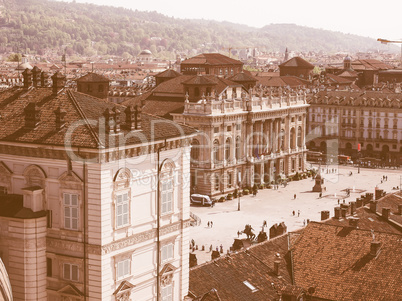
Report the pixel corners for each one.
[173,87,309,197]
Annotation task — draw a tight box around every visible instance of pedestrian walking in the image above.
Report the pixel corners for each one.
[303,219,306,226]
[207,221,210,228]
[211,221,213,228]
[294,194,297,199]
[237,231,240,237]
[292,210,295,216]
[298,210,300,217]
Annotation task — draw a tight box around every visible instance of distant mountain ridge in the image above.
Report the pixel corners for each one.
[0,0,393,59]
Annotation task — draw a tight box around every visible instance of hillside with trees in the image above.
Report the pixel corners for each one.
[0,0,393,59]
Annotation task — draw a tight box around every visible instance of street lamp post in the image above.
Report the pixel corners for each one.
[377,38,402,66]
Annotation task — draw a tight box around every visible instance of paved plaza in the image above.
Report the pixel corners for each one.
[189,165,402,263]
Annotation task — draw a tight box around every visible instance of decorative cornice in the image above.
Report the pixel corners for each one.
[101,219,191,255]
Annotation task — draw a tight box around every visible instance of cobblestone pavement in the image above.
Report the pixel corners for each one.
[189,165,402,264]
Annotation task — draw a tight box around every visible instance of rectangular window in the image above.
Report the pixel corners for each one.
[161,179,173,214]
[116,193,129,227]
[214,127,219,134]
[162,284,173,301]
[228,173,232,188]
[117,258,131,280]
[64,193,78,230]
[227,125,232,132]
[63,263,79,281]
[161,244,174,262]
[47,258,52,277]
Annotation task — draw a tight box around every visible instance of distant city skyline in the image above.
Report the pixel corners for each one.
[56,0,402,42]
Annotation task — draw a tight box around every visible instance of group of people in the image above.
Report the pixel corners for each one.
[206,221,214,228]
[380,175,388,183]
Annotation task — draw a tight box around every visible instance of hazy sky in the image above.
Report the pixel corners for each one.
[58,0,402,41]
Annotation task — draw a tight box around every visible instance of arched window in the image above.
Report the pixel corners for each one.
[225,138,231,161]
[191,139,200,162]
[290,128,296,149]
[297,126,302,147]
[213,140,219,164]
[235,136,241,160]
[280,129,285,151]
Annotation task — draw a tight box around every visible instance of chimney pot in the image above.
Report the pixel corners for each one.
[370,241,381,256]
[370,201,378,213]
[321,210,330,221]
[274,260,280,275]
[382,207,391,220]
[334,207,341,219]
[22,68,32,90]
[350,201,356,215]
[341,208,347,218]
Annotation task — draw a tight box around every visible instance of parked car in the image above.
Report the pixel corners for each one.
[190,194,213,206]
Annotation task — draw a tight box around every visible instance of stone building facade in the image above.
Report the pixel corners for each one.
[307,90,402,166]
[173,88,309,197]
[0,69,196,300]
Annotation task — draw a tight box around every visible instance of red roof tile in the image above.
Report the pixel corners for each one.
[181,53,243,66]
[292,222,402,301]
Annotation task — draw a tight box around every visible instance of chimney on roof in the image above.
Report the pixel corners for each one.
[341,208,347,218]
[51,71,66,95]
[273,260,280,276]
[334,207,341,219]
[370,241,381,256]
[321,210,330,221]
[348,218,359,228]
[24,102,40,129]
[22,68,32,90]
[104,108,114,134]
[350,201,356,215]
[40,71,49,87]
[382,207,391,220]
[54,107,67,130]
[370,200,378,213]
[125,105,141,131]
[32,66,41,88]
[112,107,120,133]
[125,106,136,131]
[375,188,385,200]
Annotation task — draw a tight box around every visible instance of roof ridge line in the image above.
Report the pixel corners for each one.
[66,89,103,148]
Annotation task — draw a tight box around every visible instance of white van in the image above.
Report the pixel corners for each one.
[190,194,213,206]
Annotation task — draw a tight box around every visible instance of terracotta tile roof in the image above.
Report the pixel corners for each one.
[255,76,308,88]
[181,53,243,66]
[183,75,217,86]
[279,57,314,69]
[155,69,182,78]
[228,72,257,83]
[189,234,299,301]
[0,86,196,149]
[325,73,354,84]
[292,222,402,301]
[324,206,401,235]
[142,100,185,119]
[76,72,109,82]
